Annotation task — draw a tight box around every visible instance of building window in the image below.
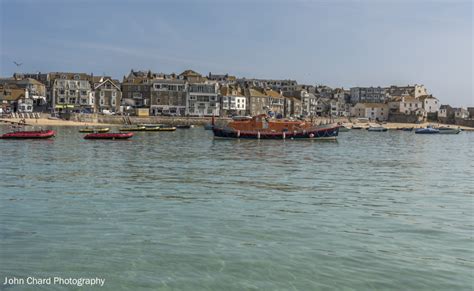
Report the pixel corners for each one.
[69,90,75,95]
[100,91,105,97]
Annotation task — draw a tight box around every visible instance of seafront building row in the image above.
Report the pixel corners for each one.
[0,69,472,124]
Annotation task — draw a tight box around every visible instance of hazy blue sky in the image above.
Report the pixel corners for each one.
[1,0,472,106]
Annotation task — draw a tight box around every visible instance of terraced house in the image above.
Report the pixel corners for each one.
[121,70,154,108]
[150,79,187,116]
[264,89,284,116]
[220,85,246,116]
[93,77,122,113]
[187,82,219,116]
[245,88,270,116]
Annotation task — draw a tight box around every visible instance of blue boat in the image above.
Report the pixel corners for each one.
[415,127,439,134]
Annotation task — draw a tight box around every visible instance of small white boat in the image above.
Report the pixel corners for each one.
[367,126,388,132]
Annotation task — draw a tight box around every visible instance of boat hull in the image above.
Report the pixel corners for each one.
[367,127,388,132]
[397,127,414,131]
[84,132,134,140]
[79,127,110,133]
[415,128,439,134]
[438,128,461,134]
[119,127,146,131]
[212,126,339,140]
[0,130,56,139]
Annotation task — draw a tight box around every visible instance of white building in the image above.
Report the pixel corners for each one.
[418,95,439,115]
[187,82,220,116]
[454,108,469,119]
[222,95,246,115]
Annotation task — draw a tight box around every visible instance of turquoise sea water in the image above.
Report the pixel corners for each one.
[0,126,473,290]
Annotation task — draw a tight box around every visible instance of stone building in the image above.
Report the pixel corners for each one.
[245,88,270,116]
[150,79,187,116]
[121,70,155,108]
[93,77,122,113]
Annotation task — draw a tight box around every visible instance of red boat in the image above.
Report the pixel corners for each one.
[84,132,134,140]
[0,130,56,139]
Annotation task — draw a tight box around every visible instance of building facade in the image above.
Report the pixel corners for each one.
[94,78,122,113]
[187,82,219,116]
[245,88,270,116]
[52,77,93,112]
[350,87,387,103]
[150,79,187,116]
[351,103,389,121]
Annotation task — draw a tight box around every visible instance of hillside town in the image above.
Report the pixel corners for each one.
[0,69,472,127]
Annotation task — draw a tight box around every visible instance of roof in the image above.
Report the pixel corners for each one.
[264,89,282,98]
[417,95,438,101]
[150,79,186,85]
[179,70,202,77]
[94,78,121,90]
[402,96,419,102]
[248,88,267,97]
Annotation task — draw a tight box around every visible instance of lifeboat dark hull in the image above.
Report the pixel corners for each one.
[0,130,56,139]
[84,132,134,140]
[212,126,339,140]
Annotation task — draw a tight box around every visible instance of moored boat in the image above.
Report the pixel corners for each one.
[119,125,146,131]
[156,126,176,131]
[396,127,414,131]
[212,114,338,140]
[438,127,461,134]
[176,124,193,129]
[79,127,110,133]
[367,126,388,132]
[415,127,439,134]
[213,126,339,139]
[84,132,134,140]
[1,129,55,139]
[351,125,363,130]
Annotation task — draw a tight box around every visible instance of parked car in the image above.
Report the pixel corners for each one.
[102,110,115,115]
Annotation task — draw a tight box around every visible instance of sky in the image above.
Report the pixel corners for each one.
[0,0,472,106]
